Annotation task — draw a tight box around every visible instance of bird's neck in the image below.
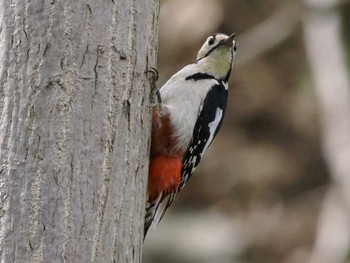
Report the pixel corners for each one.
[197,53,233,81]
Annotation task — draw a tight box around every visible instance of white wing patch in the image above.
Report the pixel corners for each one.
[201,108,223,156]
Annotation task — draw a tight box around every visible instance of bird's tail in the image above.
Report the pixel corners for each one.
[144,192,177,239]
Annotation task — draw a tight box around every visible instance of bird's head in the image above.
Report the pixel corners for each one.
[196,33,237,81]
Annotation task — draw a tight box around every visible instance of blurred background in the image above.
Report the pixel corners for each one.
[143,0,350,262]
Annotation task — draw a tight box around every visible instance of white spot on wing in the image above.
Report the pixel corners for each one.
[192,156,197,165]
[202,108,223,156]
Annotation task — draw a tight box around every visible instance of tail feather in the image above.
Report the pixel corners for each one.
[144,193,163,239]
[144,192,177,239]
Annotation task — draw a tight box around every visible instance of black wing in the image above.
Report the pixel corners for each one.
[179,82,228,190]
[160,82,228,216]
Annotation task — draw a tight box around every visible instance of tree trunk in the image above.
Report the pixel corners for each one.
[0,0,158,262]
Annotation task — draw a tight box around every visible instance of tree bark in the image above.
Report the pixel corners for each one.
[0,0,158,262]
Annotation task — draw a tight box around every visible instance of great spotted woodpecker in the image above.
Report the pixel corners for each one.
[145,33,237,238]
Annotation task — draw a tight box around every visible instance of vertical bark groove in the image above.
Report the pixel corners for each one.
[124,0,137,104]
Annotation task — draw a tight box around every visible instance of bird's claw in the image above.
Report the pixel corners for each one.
[146,67,159,82]
[146,67,162,108]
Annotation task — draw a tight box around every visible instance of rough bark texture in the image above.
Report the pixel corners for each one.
[0,0,158,262]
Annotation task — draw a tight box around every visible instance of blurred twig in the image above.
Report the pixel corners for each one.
[302,0,350,262]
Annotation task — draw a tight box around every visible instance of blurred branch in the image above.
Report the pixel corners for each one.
[237,1,302,64]
[302,0,350,262]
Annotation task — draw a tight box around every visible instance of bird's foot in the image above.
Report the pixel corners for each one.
[146,67,162,108]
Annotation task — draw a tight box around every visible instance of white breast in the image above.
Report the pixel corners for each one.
[159,65,219,152]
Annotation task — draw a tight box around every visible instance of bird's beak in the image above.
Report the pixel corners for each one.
[221,33,236,47]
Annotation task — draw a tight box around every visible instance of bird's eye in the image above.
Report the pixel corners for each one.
[208,37,215,45]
